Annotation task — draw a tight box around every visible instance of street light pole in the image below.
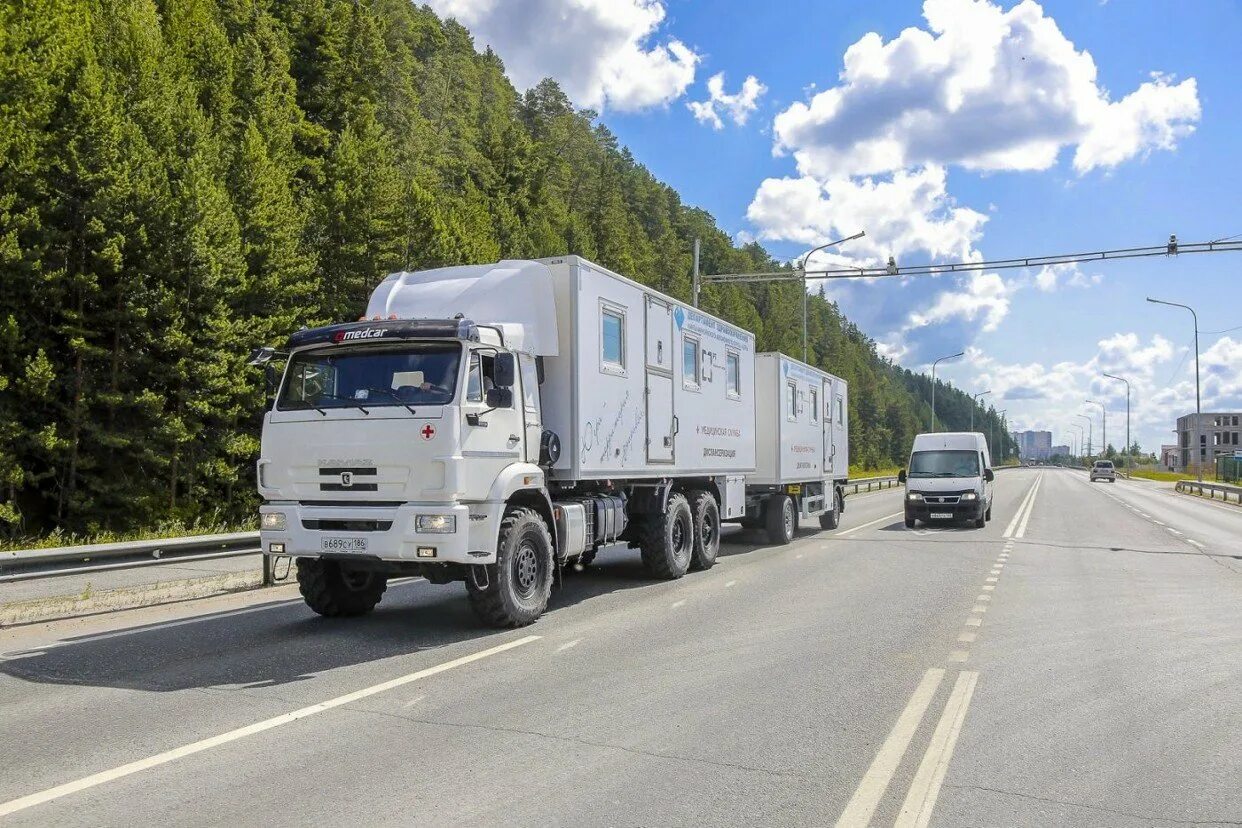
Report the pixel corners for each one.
[994,409,1008,461]
[1102,373,1131,472]
[1069,423,1084,460]
[798,231,866,363]
[1076,413,1093,459]
[1147,297,1202,481]
[930,351,965,432]
[970,390,992,432]
[1086,399,1107,459]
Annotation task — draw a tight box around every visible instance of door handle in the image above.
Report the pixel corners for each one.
[672,416,679,436]
[508,434,520,443]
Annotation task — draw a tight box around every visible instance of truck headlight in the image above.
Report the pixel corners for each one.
[261,512,287,531]
[416,514,456,534]
[961,492,978,501]
[906,492,923,502]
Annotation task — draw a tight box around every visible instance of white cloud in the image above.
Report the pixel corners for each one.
[746,165,987,264]
[771,0,1200,179]
[688,73,766,129]
[426,0,699,111]
[909,271,1013,333]
[1032,262,1103,292]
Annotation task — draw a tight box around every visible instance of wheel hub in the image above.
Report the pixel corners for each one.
[513,541,539,597]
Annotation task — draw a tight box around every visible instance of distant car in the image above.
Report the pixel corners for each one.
[1090,460,1116,482]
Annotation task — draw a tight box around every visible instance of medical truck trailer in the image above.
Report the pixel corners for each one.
[740,353,849,545]
[255,256,756,627]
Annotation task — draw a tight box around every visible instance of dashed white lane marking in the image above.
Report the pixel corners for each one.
[1153,520,1166,526]
[1187,540,1206,549]
[556,639,582,652]
[834,669,946,828]
[839,511,905,537]
[965,617,982,627]
[670,599,686,608]
[985,577,998,583]
[1167,528,1184,536]
[0,635,540,818]
[976,594,991,602]
[402,695,426,709]
[971,605,988,613]
[981,584,995,591]
[894,671,980,828]
[725,580,738,588]
[990,568,1002,574]
[948,651,969,663]
[957,631,977,643]
[795,553,804,559]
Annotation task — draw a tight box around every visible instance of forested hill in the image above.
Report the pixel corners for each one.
[0,0,1012,537]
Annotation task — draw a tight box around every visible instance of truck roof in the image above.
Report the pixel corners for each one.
[911,432,988,452]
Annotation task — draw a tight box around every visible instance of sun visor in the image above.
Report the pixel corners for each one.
[365,260,559,356]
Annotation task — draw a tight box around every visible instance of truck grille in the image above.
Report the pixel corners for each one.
[301,519,393,532]
[318,466,378,492]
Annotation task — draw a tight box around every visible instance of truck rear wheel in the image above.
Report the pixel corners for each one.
[819,490,841,530]
[297,558,388,617]
[688,490,720,571]
[468,506,554,627]
[639,492,693,579]
[765,494,796,545]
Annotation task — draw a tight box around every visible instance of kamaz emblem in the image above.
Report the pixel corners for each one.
[340,471,353,487]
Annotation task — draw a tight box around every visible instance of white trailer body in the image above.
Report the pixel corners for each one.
[742,353,850,543]
[538,255,755,495]
[255,256,754,628]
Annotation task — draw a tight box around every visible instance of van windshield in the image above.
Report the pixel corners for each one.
[909,450,981,478]
[278,343,461,410]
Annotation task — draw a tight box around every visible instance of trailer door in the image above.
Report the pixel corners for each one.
[823,377,835,475]
[645,296,675,463]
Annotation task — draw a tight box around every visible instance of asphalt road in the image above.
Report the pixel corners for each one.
[2,469,1240,827]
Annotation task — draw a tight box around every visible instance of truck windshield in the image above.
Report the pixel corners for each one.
[909,450,981,478]
[278,343,461,410]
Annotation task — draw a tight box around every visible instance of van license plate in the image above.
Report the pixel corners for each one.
[930,512,953,520]
[321,537,367,554]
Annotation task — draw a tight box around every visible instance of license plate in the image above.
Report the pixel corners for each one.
[321,536,367,554]
[930,512,953,520]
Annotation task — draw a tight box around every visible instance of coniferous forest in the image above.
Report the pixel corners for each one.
[0,0,1013,538]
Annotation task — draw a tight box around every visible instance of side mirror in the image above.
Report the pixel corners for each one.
[984,468,995,482]
[485,387,513,409]
[263,364,279,395]
[897,469,907,484]
[494,353,516,387]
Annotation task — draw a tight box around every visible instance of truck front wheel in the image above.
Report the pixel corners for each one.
[765,495,796,545]
[297,558,388,617]
[688,490,720,571]
[639,492,693,579]
[468,506,554,628]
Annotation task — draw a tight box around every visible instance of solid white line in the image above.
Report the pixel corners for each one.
[1014,475,1042,539]
[1003,477,1041,538]
[838,511,904,537]
[833,669,946,828]
[0,635,540,817]
[894,670,980,828]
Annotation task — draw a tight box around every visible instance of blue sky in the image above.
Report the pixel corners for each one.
[428,0,1242,453]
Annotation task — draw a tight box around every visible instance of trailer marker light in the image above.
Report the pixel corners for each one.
[269,542,285,554]
[416,546,437,558]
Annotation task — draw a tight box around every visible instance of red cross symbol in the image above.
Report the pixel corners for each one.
[420,424,436,440]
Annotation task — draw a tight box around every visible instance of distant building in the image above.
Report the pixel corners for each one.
[1160,444,1180,472]
[1011,430,1053,460]
[1174,412,1241,473]
[1051,444,1071,458]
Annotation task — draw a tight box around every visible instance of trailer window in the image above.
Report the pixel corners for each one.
[810,387,819,422]
[600,305,625,374]
[787,381,798,421]
[836,397,844,424]
[682,335,700,390]
[726,351,741,398]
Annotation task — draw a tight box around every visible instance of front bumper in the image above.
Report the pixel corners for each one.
[259,501,497,564]
[905,500,985,521]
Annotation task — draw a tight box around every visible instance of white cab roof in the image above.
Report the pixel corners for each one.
[366,260,559,355]
[912,432,988,452]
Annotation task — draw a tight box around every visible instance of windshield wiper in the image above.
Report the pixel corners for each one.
[317,393,370,415]
[363,387,418,415]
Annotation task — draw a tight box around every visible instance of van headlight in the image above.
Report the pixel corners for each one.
[960,492,978,501]
[906,492,924,502]
[416,514,456,534]
[261,512,287,531]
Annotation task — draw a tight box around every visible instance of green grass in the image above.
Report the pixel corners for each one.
[0,518,256,554]
[1126,468,1212,483]
[849,465,901,479]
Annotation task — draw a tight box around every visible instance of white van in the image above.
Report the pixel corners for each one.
[898,432,995,528]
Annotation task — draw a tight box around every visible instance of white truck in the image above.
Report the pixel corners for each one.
[254,256,756,627]
[741,353,849,544]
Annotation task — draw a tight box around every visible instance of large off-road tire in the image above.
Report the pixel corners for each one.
[765,494,796,545]
[688,490,720,571]
[467,506,554,627]
[639,492,693,579]
[297,558,388,617]
[819,490,841,530]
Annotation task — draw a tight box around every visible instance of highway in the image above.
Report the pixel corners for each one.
[2,468,1240,827]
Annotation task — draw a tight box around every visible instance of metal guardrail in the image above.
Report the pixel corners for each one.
[845,475,899,494]
[0,531,262,583]
[1175,479,1242,505]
